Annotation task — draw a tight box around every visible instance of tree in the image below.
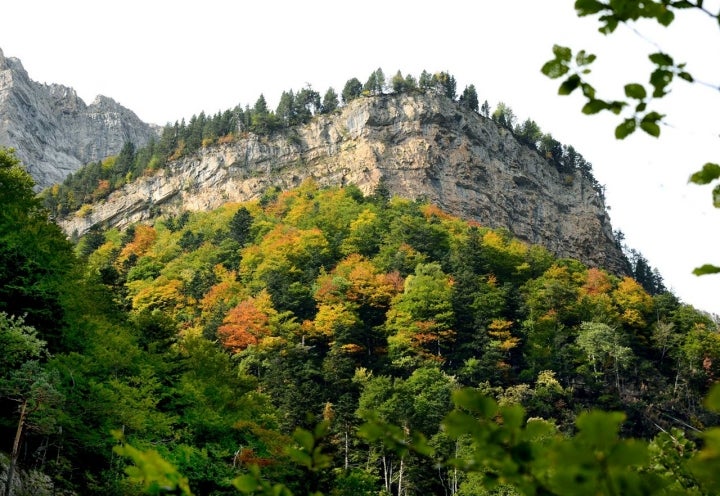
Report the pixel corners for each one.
[478,100,490,118]
[0,313,62,496]
[514,118,543,149]
[538,133,563,163]
[386,262,455,367]
[404,73,418,92]
[276,90,296,126]
[459,84,479,112]
[0,147,38,217]
[0,148,77,350]
[294,86,321,124]
[391,70,407,94]
[430,71,457,99]
[542,1,720,275]
[341,78,363,104]
[218,296,272,353]
[418,70,433,91]
[491,102,516,130]
[320,87,338,114]
[250,94,279,134]
[229,206,253,245]
[363,68,385,96]
[355,367,455,495]
[576,321,634,392]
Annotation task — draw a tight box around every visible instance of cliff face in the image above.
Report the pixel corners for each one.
[0,48,158,189]
[58,92,626,273]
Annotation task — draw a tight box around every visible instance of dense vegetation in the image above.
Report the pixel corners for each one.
[3,145,720,495]
[40,68,605,219]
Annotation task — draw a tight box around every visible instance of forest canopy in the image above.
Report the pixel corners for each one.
[3,147,719,494]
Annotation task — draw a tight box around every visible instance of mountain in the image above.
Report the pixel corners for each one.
[57,92,627,274]
[0,47,158,189]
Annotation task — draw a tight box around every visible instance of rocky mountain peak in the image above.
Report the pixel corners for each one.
[90,94,121,110]
[0,48,158,189]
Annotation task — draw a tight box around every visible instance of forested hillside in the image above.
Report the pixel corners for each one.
[2,146,720,495]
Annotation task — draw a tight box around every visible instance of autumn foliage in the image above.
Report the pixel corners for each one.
[218,296,272,352]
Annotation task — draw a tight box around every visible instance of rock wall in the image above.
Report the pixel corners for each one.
[59,93,626,273]
[0,48,158,189]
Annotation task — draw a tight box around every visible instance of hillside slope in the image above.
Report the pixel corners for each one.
[59,93,626,273]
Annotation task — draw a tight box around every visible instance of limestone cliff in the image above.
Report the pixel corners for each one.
[0,48,158,189]
[59,93,626,273]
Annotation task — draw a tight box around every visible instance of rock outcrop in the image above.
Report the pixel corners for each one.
[0,48,158,189]
[59,93,626,273]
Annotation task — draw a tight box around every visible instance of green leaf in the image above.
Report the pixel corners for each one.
[689,163,720,185]
[559,75,581,95]
[609,440,649,467]
[649,52,674,66]
[692,264,720,276]
[615,118,636,139]
[452,388,498,417]
[357,420,385,441]
[575,49,597,66]
[640,119,660,137]
[501,404,525,430]
[650,68,673,97]
[313,419,330,439]
[679,71,694,82]
[524,418,557,441]
[582,99,608,114]
[608,101,626,114]
[714,184,720,208]
[410,431,435,457]
[576,410,626,449]
[232,474,261,493]
[581,82,596,98]
[600,17,619,33]
[541,60,569,79]
[705,383,720,412]
[443,410,483,438]
[552,44,572,62]
[624,83,647,99]
[293,428,314,452]
[575,0,606,15]
[657,9,675,26]
[671,1,695,9]
[287,447,313,469]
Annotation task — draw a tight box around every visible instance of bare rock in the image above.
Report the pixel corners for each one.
[0,47,158,189]
[59,93,626,273]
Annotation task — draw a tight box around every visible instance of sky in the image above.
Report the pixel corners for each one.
[2,0,719,315]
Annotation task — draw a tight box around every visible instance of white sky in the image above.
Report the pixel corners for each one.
[2,0,719,315]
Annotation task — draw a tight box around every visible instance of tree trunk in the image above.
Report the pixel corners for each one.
[382,454,390,494]
[397,456,404,496]
[5,399,28,496]
[451,439,459,495]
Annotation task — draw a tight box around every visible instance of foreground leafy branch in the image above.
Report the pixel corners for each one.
[542,0,720,275]
[115,384,720,495]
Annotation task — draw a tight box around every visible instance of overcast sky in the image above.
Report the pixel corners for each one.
[2,0,719,315]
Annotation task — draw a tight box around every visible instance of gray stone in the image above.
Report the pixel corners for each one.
[59,93,626,273]
[0,47,158,189]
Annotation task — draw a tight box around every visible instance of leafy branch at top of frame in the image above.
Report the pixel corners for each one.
[543,0,720,275]
[574,0,720,33]
[542,0,720,140]
[540,43,689,140]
